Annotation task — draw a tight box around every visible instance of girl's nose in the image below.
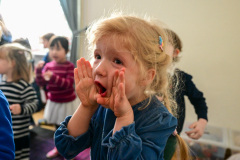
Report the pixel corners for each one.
[95,61,107,77]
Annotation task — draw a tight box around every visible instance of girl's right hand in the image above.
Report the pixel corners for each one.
[36,60,45,69]
[74,58,98,109]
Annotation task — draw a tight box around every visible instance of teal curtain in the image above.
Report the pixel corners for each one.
[59,0,79,66]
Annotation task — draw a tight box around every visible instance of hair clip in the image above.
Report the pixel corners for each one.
[159,36,164,51]
[18,51,23,54]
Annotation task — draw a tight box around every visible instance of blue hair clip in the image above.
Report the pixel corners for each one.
[159,36,164,51]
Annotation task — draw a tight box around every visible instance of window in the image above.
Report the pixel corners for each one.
[0,0,72,55]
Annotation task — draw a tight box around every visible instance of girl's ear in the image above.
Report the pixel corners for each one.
[173,48,180,58]
[10,60,15,68]
[141,68,156,86]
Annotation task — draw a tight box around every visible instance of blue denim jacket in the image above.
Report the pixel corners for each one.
[55,96,177,160]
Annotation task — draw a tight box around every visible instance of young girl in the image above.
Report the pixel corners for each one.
[165,29,208,139]
[54,13,190,159]
[0,22,14,160]
[0,43,39,160]
[35,36,79,158]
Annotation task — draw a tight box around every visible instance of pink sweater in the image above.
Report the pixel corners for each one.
[35,61,76,103]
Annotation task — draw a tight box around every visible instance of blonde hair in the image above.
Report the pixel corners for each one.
[86,12,190,159]
[0,43,33,83]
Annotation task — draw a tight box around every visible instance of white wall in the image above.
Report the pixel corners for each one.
[80,0,240,130]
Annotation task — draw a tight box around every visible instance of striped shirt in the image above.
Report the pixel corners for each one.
[0,79,39,139]
[35,60,76,103]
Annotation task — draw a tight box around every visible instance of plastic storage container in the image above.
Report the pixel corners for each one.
[180,122,229,160]
[228,129,240,154]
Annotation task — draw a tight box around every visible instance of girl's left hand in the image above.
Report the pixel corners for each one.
[185,118,207,139]
[10,104,21,115]
[97,68,133,118]
[43,70,53,81]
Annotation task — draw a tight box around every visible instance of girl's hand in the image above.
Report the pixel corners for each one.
[74,58,98,109]
[36,60,45,69]
[97,68,133,118]
[185,118,207,139]
[43,70,53,81]
[10,104,21,115]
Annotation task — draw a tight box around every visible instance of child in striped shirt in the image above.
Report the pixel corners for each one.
[35,36,79,159]
[0,43,39,160]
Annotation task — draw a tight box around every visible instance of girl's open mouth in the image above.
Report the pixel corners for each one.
[95,81,107,97]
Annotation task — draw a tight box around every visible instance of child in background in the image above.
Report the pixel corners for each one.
[12,38,44,118]
[12,38,31,50]
[0,21,15,160]
[35,36,79,159]
[12,38,43,110]
[166,29,208,139]
[55,13,190,159]
[0,43,39,160]
[38,33,55,107]
[41,33,55,64]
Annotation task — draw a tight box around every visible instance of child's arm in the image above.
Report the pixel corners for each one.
[9,84,39,115]
[46,63,75,89]
[67,58,99,136]
[55,58,100,158]
[35,61,47,86]
[184,72,208,139]
[19,84,39,115]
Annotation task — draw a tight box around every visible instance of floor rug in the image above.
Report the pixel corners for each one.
[30,126,90,160]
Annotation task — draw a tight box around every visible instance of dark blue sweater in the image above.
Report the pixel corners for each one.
[0,90,15,159]
[173,69,208,134]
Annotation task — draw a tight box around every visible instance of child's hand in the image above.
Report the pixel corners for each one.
[97,68,133,118]
[43,70,53,81]
[9,104,21,115]
[185,118,207,139]
[74,58,98,109]
[36,60,45,69]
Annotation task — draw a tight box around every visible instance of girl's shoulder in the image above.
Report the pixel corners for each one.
[15,79,32,90]
[133,96,171,118]
[0,79,31,91]
[18,79,31,87]
[133,96,177,131]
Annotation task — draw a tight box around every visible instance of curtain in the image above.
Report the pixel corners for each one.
[59,0,80,66]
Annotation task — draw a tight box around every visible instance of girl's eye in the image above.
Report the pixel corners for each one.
[95,55,101,59]
[114,59,122,64]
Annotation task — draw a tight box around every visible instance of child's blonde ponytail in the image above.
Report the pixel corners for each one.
[171,134,191,160]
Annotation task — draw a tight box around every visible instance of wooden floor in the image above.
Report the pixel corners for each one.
[31,109,55,131]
